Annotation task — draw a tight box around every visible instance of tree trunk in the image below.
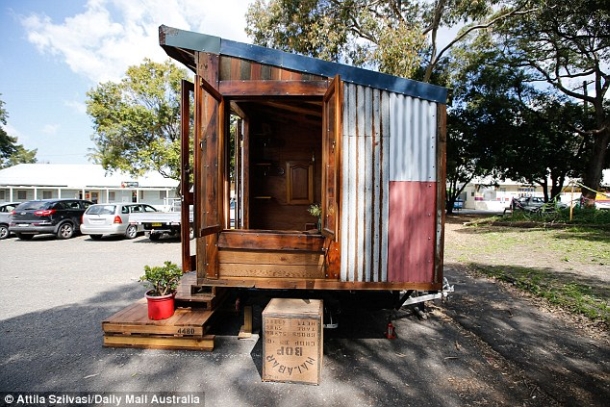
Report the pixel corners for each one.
[582,127,610,205]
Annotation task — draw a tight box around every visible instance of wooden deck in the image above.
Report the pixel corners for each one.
[102,300,216,351]
[102,272,227,351]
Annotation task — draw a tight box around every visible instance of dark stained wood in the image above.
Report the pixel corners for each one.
[217,230,324,252]
[435,103,447,284]
[197,277,443,291]
[196,52,222,280]
[219,80,327,97]
[180,79,194,272]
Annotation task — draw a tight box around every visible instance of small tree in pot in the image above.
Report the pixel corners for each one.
[139,261,183,320]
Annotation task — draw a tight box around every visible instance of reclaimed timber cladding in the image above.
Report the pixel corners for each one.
[217,231,325,279]
[219,55,327,83]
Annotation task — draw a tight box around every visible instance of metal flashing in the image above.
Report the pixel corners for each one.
[159,25,448,104]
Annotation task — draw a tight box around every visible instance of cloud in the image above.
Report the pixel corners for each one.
[42,124,60,135]
[64,99,87,114]
[21,0,250,84]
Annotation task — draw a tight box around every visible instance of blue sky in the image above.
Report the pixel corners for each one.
[0,0,251,164]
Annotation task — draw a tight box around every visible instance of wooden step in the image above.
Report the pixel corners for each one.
[175,272,229,309]
[102,300,216,351]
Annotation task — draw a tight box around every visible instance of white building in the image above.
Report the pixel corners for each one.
[0,164,179,209]
[455,169,610,211]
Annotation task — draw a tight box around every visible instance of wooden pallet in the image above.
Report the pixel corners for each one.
[102,300,215,351]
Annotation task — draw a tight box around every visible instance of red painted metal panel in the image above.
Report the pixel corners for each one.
[388,181,437,283]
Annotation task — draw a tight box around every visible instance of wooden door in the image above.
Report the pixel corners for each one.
[180,79,194,271]
[321,76,342,240]
[195,74,225,278]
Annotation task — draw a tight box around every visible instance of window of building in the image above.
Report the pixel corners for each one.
[160,190,167,199]
[17,191,27,200]
[42,190,53,199]
[0,191,5,200]
[109,191,115,201]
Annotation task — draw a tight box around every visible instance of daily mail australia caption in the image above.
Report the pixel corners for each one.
[1,392,205,406]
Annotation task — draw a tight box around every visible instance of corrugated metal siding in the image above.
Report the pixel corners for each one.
[389,94,437,182]
[340,83,439,283]
[340,83,390,282]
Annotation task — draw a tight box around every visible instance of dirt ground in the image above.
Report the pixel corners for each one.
[439,213,609,406]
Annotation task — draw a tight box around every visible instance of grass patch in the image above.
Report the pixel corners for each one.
[502,207,610,225]
[469,264,609,324]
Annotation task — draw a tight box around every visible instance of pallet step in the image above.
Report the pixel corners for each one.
[103,334,215,351]
[102,300,217,351]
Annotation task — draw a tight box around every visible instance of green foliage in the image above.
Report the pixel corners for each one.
[139,261,183,296]
[86,59,189,181]
[0,95,38,168]
[483,0,610,200]
[506,206,610,225]
[474,264,609,324]
[245,0,500,80]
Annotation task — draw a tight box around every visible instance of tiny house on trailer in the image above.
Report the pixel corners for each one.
[159,25,448,310]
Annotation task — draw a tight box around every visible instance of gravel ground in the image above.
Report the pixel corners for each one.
[0,226,608,406]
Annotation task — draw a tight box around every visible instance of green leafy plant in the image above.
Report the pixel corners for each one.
[139,261,183,296]
[308,204,321,217]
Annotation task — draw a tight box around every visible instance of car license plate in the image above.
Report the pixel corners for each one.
[18,223,28,227]
[152,223,162,227]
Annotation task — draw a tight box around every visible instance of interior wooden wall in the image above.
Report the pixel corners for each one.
[248,116,322,231]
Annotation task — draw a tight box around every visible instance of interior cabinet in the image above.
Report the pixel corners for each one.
[286,161,313,205]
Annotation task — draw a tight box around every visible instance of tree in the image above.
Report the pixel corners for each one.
[86,59,189,181]
[0,95,37,169]
[245,0,514,80]
[488,0,610,203]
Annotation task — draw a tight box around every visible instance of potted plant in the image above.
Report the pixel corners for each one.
[308,204,322,231]
[139,261,183,320]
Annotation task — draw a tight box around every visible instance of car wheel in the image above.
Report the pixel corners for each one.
[89,234,103,240]
[0,225,9,239]
[149,233,161,241]
[57,222,75,239]
[125,225,138,239]
[16,233,34,240]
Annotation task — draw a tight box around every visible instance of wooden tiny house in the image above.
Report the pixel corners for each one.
[159,25,448,299]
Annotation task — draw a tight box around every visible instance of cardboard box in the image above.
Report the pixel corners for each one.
[262,298,323,385]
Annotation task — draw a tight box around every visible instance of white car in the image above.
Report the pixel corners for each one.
[0,202,21,239]
[81,203,158,239]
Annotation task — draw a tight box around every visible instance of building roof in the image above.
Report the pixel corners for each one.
[159,25,448,104]
[0,164,178,189]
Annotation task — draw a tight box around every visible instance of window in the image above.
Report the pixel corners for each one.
[109,191,116,201]
[42,191,53,199]
[17,191,27,200]
[0,191,4,200]
[160,190,167,199]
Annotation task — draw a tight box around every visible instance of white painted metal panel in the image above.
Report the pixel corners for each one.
[389,94,437,182]
[340,83,391,282]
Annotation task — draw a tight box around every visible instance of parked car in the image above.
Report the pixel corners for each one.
[0,202,21,239]
[81,203,158,240]
[512,196,568,212]
[9,199,94,240]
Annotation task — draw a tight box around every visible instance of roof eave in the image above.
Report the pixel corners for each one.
[159,25,448,104]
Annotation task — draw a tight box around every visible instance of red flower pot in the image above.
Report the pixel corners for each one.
[145,291,176,320]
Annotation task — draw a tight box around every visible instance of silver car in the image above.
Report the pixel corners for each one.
[0,202,21,239]
[81,203,158,239]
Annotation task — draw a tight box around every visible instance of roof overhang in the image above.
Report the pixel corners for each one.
[159,25,448,104]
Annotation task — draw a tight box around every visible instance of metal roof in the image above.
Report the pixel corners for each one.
[0,164,178,189]
[159,25,448,104]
